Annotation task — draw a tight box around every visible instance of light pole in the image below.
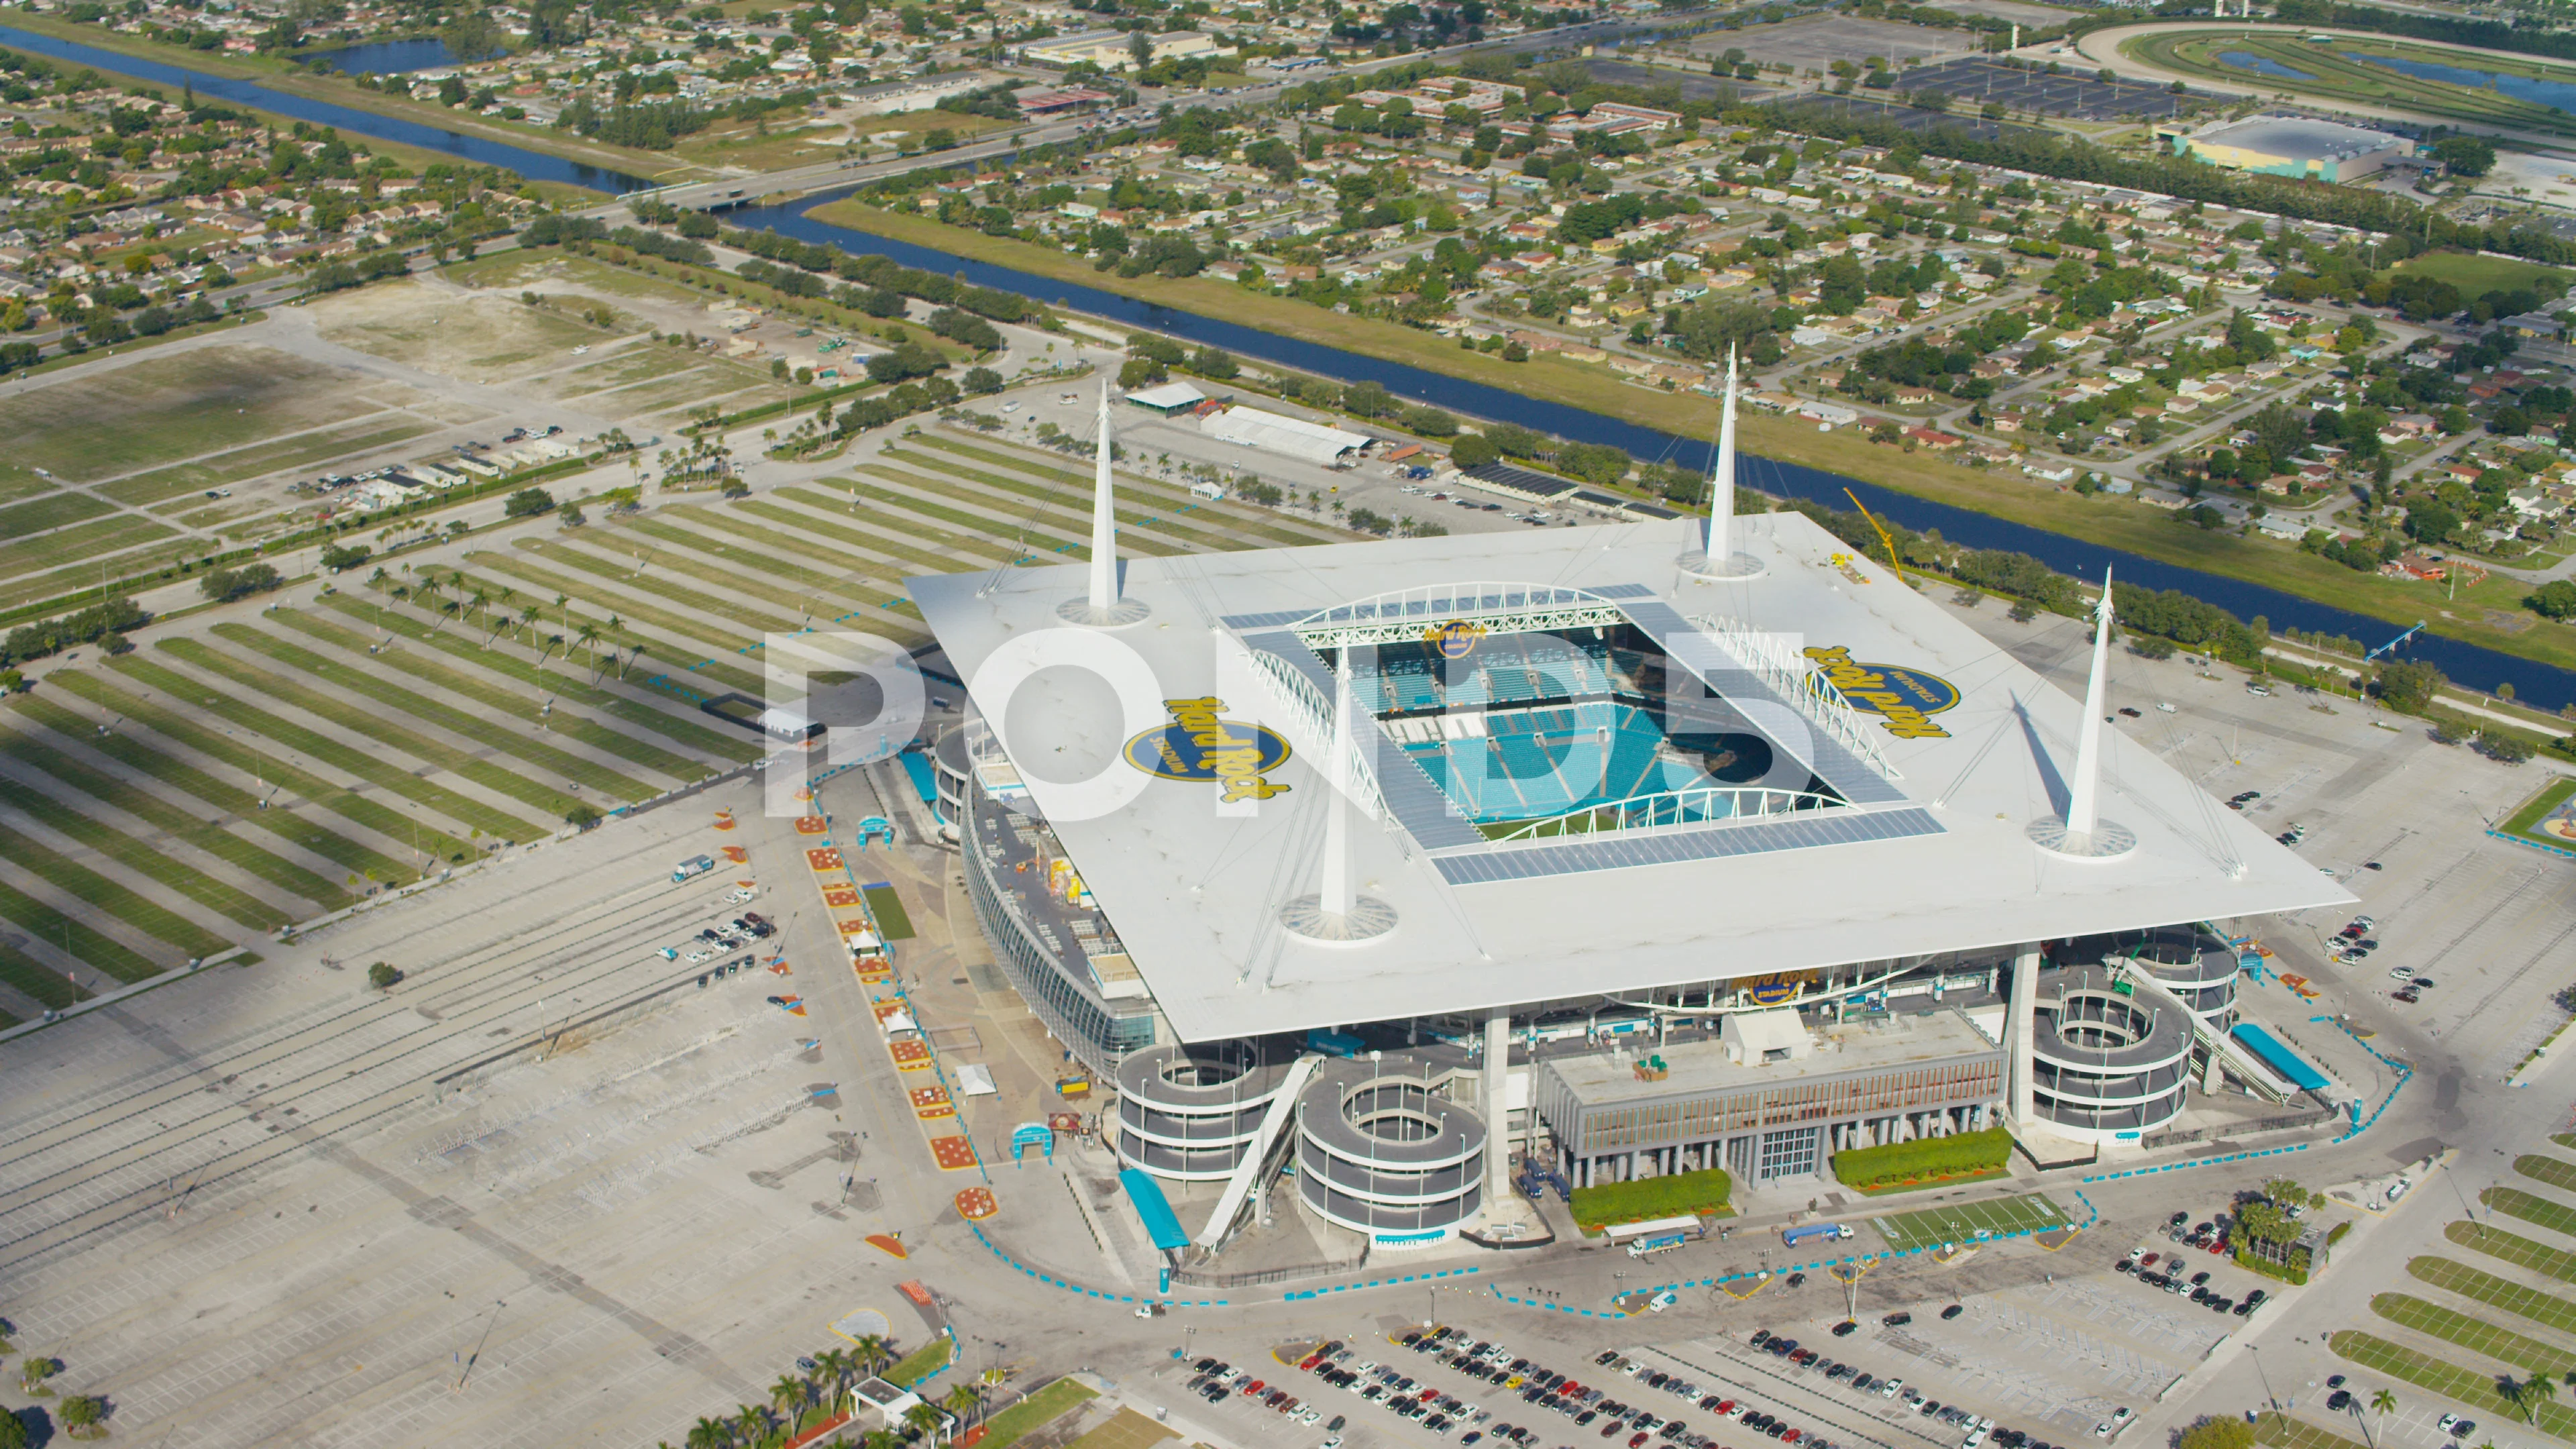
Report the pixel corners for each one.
[2248,1342,2280,1415]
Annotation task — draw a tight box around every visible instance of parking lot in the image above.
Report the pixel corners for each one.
[1890,59,2200,119]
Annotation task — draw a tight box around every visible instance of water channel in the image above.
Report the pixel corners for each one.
[3,22,2569,706]
[2360,51,2576,112]
[307,37,457,76]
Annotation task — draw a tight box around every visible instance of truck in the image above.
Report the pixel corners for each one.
[674,855,716,883]
[1627,1230,1692,1259]
[1781,1222,1855,1248]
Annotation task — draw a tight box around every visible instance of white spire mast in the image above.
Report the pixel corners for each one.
[1320,649,1354,918]
[1709,343,1737,559]
[1681,344,1764,580]
[1088,377,1118,612]
[2065,568,2113,841]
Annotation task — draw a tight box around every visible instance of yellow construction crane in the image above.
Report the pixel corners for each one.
[1842,488,1904,577]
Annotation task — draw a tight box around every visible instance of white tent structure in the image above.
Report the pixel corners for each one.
[1203,405,1369,466]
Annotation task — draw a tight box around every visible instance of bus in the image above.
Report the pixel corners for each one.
[1781,1222,1854,1248]
[1605,1215,1706,1256]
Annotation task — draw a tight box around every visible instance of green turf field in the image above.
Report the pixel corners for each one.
[2408,1256,2576,1335]
[1871,1193,2069,1252]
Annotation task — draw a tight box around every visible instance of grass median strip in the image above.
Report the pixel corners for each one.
[0,870,160,983]
[0,815,230,968]
[0,747,331,922]
[463,554,768,694]
[449,559,769,693]
[11,695,403,891]
[2330,1330,2576,1436]
[616,513,912,625]
[2409,1257,2576,1336]
[297,601,756,766]
[869,454,1199,555]
[757,488,1008,580]
[170,635,596,820]
[2518,1155,2576,1196]
[531,532,812,637]
[2488,1186,2576,1241]
[881,443,1280,553]
[911,432,1344,547]
[209,621,663,802]
[802,474,1041,563]
[2371,1292,2576,1377]
[41,674,465,879]
[657,505,932,627]
[0,936,89,1010]
[2451,1220,2576,1284]
[107,654,538,848]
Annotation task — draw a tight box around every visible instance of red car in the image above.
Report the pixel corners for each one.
[1631,1436,1652,1448]
[1242,1380,1265,1397]
[1601,1424,1627,1439]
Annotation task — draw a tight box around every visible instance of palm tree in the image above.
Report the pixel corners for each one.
[684,1415,731,1449]
[814,1348,852,1406]
[943,1381,981,1430]
[770,1373,808,1421]
[2369,1387,2396,1448]
[519,604,540,646]
[578,623,604,681]
[2522,1373,2559,1423]
[731,1405,769,1444]
[621,639,649,681]
[555,592,571,636]
[849,1334,891,1379]
[904,1401,946,1444]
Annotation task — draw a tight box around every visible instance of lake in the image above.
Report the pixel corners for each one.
[310,37,455,75]
[2218,50,2316,82]
[2358,51,2576,111]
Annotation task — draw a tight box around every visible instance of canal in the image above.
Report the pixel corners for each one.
[4,23,2569,708]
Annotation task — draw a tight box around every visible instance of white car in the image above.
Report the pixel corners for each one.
[2112,1409,2132,1425]
[1299,1407,1322,1424]
[1648,1290,1678,1313]
[2094,1424,2112,1439]
[686,948,714,964]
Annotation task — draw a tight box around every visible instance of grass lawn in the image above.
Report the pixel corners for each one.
[0,771,296,930]
[763,484,1025,570]
[615,504,928,637]
[886,1334,954,1388]
[861,882,915,941]
[2500,776,2576,844]
[109,652,539,848]
[908,431,1346,548]
[0,868,162,982]
[0,492,115,537]
[1872,1192,2069,1252]
[208,621,665,802]
[0,516,183,608]
[14,693,405,890]
[2390,251,2575,299]
[102,417,436,506]
[807,201,2576,682]
[973,1379,1099,1449]
[0,347,377,484]
[2448,1220,2576,1283]
[2330,1329,2576,1436]
[45,671,472,873]
[2408,1256,2576,1336]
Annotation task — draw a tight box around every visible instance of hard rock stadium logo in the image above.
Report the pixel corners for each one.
[1122,697,1294,802]
[1803,645,1959,740]
[1425,620,1485,660]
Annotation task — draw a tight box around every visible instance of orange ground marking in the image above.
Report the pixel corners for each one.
[824,888,862,907]
[806,847,843,871]
[794,816,828,835]
[720,846,749,863]
[955,1188,998,1221]
[865,1233,908,1258]
[930,1136,979,1171]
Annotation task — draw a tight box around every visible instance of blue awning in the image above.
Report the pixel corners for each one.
[2231,1023,2331,1092]
[1119,1169,1191,1251]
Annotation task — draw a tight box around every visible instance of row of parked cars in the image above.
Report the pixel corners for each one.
[661,912,774,965]
[1752,1324,2127,1447]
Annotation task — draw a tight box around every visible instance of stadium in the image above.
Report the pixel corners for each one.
[913,388,2348,1257]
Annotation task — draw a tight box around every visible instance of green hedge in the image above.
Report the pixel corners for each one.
[1831,1128,2015,1190]
[1570,1167,1731,1231]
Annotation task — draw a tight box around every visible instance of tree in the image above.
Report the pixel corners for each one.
[2434,136,2497,176]
[1451,433,1499,469]
[944,1381,983,1429]
[0,1408,25,1449]
[962,366,1003,395]
[771,1373,808,1418]
[2367,1389,2397,1449]
[905,1401,947,1442]
[439,9,503,60]
[850,1334,891,1377]
[2176,1417,2256,1449]
[684,1418,729,1449]
[2528,580,2576,619]
[60,1394,102,1432]
[560,504,586,528]
[200,563,282,602]
[2373,658,2445,714]
[2404,499,2458,544]
[504,488,557,518]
